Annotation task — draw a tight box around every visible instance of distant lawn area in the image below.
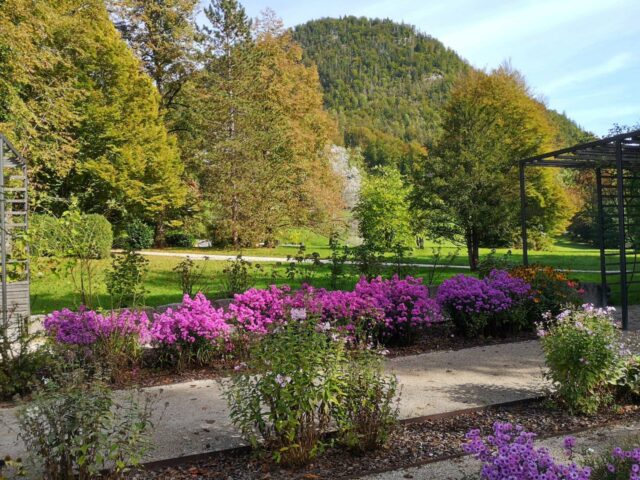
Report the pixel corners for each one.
[153,236,604,271]
[31,234,621,315]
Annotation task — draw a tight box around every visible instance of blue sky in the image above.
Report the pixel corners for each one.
[201,0,640,137]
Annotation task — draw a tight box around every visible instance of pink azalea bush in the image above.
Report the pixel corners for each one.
[44,307,151,374]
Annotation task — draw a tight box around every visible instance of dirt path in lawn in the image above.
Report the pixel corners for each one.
[0,340,546,464]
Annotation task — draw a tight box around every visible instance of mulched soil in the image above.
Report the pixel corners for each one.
[130,399,640,480]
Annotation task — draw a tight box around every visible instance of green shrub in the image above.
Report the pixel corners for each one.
[30,213,112,259]
[334,350,399,452]
[221,255,262,297]
[539,305,623,414]
[17,367,153,479]
[166,231,195,248]
[125,219,154,250]
[0,313,52,400]
[173,257,207,297]
[81,214,113,259]
[222,319,347,466]
[477,249,514,278]
[509,265,583,321]
[106,250,149,308]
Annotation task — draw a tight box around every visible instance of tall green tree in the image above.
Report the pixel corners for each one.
[0,0,187,235]
[192,3,341,247]
[108,0,200,112]
[412,66,571,269]
[354,166,412,251]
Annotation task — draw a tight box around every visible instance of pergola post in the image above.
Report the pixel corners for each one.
[615,140,629,330]
[595,168,608,307]
[519,160,528,266]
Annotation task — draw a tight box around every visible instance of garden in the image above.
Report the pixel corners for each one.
[3,225,640,479]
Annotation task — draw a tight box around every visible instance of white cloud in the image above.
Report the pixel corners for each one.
[543,53,633,93]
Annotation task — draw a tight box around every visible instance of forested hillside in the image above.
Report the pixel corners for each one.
[294,17,591,171]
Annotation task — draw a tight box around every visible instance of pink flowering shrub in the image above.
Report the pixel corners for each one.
[44,307,150,346]
[464,422,592,480]
[228,285,291,334]
[44,307,150,375]
[355,275,442,345]
[150,293,230,368]
[437,269,532,337]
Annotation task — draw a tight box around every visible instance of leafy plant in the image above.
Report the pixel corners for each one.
[125,219,154,250]
[285,245,322,283]
[539,305,623,414]
[334,350,399,452]
[165,231,195,248]
[173,257,208,297]
[422,245,460,287]
[0,309,52,400]
[349,243,385,279]
[477,249,515,278]
[221,255,262,297]
[328,232,349,289]
[106,250,149,308]
[222,318,347,466]
[17,367,153,479]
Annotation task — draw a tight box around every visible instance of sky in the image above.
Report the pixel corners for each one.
[201,0,640,137]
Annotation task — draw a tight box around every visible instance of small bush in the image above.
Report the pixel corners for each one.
[125,219,154,250]
[0,311,52,400]
[150,293,230,369]
[539,305,623,414]
[477,249,514,278]
[18,367,153,479]
[222,318,347,466]
[221,255,263,297]
[106,250,149,308]
[30,212,113,259]
[173,257,208,297]
[586,443,640,479]
[44,308,150,381]
[437,270,532,337]
[334,350,398,452]
[509,264,583,320]
[228,285,290,334]
[166,231,195,248]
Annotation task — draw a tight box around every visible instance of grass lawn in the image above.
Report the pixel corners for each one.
[152,236,605,271]
[32,230,637,315]
[30,256,467,314]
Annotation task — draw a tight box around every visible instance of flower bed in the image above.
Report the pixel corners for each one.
[437,269,532,336]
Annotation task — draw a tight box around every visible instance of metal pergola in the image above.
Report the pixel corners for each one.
[519,129,640,330]
[0,133,30,323]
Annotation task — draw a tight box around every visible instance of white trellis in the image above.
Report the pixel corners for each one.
[0,133,30,321]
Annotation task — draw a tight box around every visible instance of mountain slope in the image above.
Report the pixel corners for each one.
[293,17,590,170]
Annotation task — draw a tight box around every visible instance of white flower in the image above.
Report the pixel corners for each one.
[290,308,307,321]
[275,374,292,388]
[316,321,331,333]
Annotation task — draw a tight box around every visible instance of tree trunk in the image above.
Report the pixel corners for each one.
[466,228,480,271]
[154,211,166,248]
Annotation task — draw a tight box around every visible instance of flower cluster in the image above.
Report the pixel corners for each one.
[603,446,640,479]
[354,275,442,341]
[44,306,150,345]
[228,285,291,334]
[437,269,531,315]
[150,292,230,344]
[538,304,624,413]
[509,265,583,316]
[464,422,592,480]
